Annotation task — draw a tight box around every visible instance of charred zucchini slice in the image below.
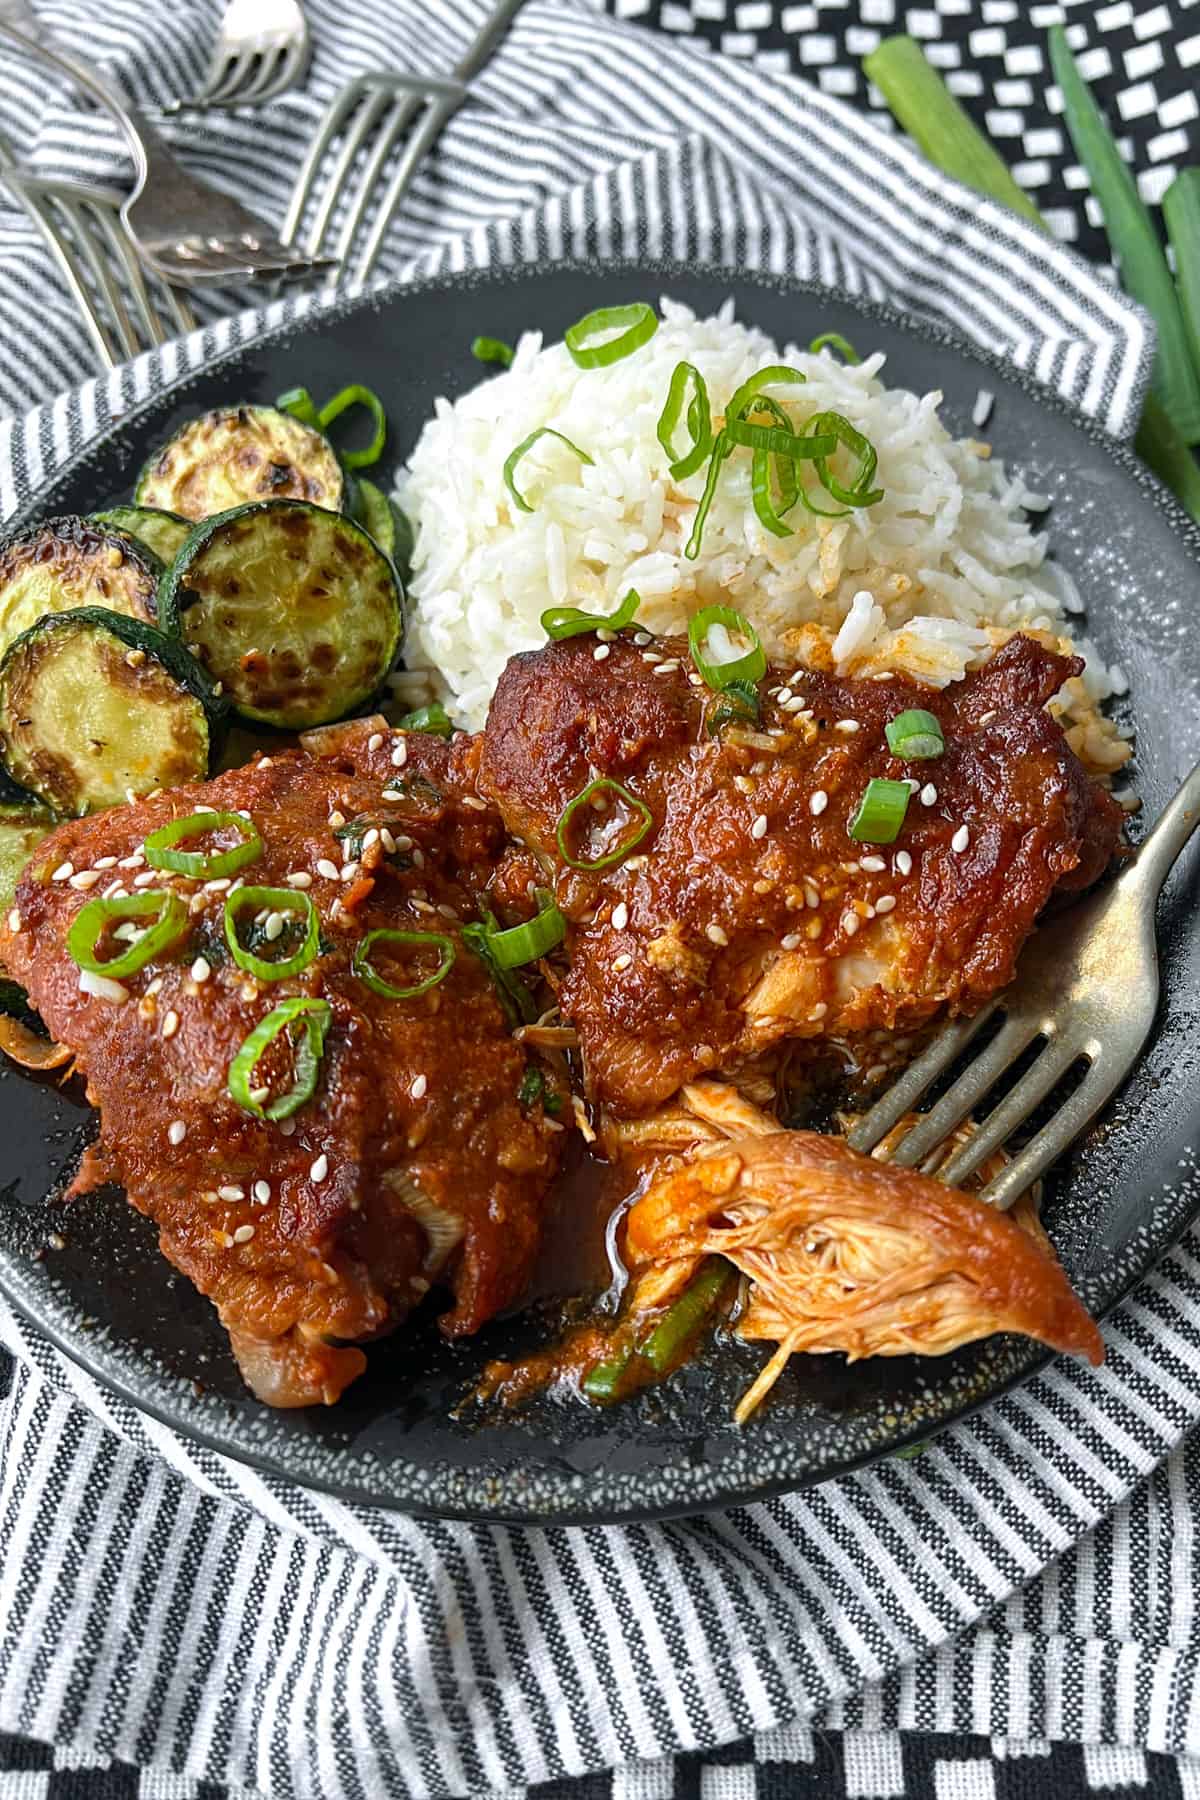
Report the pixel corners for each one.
[0,803,54,914]
[136,405,345,521]
[0,608,222,816]
[160,499,403,730]
[356,477,413,569]
[0,516,160,660]
[91,504,191,566]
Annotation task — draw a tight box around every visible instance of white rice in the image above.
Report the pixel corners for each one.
[395,297,1127,772]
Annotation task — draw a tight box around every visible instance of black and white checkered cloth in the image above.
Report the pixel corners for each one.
[0,4,1197,1799]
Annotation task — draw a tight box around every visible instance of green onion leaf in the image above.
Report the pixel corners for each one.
[688,603,767,691]
[224,886,319,982]
[724,364,808,426]
[1163,170,1200,405]
[144,810,263,880]
[885,708,944,760]
[276,385,322,429]
[503,427,594,514]
[483,890,566,970]
[707,677,761,735]
[809,411,884,507]
[684,429,733,560]
[541,587,640,641]
[639,1259,732,1373]
[581,1348,634,1402]
[1049,26,1200,444]
[751,449,794,539]
[518,1065,544,1108]
[848,777,911,844]
[316,383,387,469]
[67,890,189,979]
[396,702,454,738]
[809,332,861,363]
[657,361,713,480]
[462,915,539,1028]
[564,302,658,369]
[556,776,654,872]
[471,335,515,368]
[725,419,838,459]
[227,997,332,1121]
[352,928,456,1000]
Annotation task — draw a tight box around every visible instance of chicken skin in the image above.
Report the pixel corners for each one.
[0,722,562,1407]
[480,631,1123,1115]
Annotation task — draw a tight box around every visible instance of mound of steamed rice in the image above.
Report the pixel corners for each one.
[394,298,1130,779]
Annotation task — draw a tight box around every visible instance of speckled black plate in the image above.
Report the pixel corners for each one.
[1,261,1199,1524]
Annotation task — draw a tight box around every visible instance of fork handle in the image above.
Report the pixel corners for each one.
[1123,755,1200,902]
[0,20,149,186]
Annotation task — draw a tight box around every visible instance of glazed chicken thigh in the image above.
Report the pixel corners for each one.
[480,631,1123,1115]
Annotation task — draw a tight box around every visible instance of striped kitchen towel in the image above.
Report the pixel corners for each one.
[0,2,1187,1798]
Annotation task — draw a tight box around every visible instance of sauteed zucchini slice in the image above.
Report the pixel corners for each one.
[160,499,403,730]
[356,477,413,569]
[0,516,160,660]
[0,802,54,914]
[135,404,346,521]
[91,504,191,566]
[0,608,222,815]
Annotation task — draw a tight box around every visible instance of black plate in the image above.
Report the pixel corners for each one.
[2,261,1199,1524]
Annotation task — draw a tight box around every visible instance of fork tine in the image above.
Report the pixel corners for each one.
[329,102,411,268]
[845,1002,1001,1155]
[885,1013,1046,1170]
[13,185,119,367]
[54,196,142,361]
[87,201,172,351]
[281,80,372,246]
[350,96,457,286]
[236,49,290,107]
[265,37,309,104]
[937,1035,1087,1189]
[203,49,256,109]
[302,87,397,258]
[977,1051,1128,1212]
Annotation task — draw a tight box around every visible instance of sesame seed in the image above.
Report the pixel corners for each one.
[264,912,284,941]
[380,828,397,853]
[6,909,19,932]
[804,883,820,908]
[784,696,810,714]
[133,870,159,888]
[412,898,436,915]
[188,894,207,915]
[842,912,860,937]
[875,894,897,914]
[213,1230,233,1249]
[161,1009,180,1039]
[381,788,404,803]
[249,1086,270,1105]
[51,861,74,882]
[362,827,380,850]
[859,855,885,872]
[462,795,489,812]
[80,970,128,1002]
[978,708,997,725]
[316,859,339,880]
[105,883,129,899]
[951,825,970,853]
[436,904,458,921]
[194,805,217,814]
[809,1001,829,1020]
[612,952,633,971]
[279,1118,296,1137]
[328,809,347,829]
[286,871,312,888]
[168,1120,187,1146]
[611,901,629,930]
[895,850,913,876]
[920,784,938,806]
[391,741,408,767]
[688,672,704,687]
[258,756,274,768]
[706,923,729,947]
[93,856,117,871]
[118,852,145,870]
[593,643,611,662]
[781,933,801,950]
[412,848,425,869]
[191,956,211,983]
[634,631,652,646]
[642,650,662,665]
[778,688,793,705]
[596,627,616,643]
[310,1153,329,1182]
[233,1224,256,1244]
[145,977,163,997]
[834,719,860,733]
[367,733,384,752]
[218,1185,244,1202]
[652,660,679,675]
[810,790,828,816]
[751,813,768,840]
[340,862,359,881]
[253,1180,271,1204]
[239,981,258,1002]
[411,1073,428,1100]
[203,878,231,893]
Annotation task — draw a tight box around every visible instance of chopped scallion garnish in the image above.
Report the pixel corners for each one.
[396,702,453,738]
[471,336,515,368]
[564,302,658,369]
[462,915,539,1028]
[809,411,884,507]
[144,810,263,880]
[277,383,388,468]
[657,361,713,480]
[227,997,332,1121]
[556,776,654,871]
[885,708,944,760]
[503,427,594,515]
[848,777,911,844]
[541,587,640,641]
[724,364,808,426]
[684,428,733,561]
[809,332,861,363]
[688,603,767,692]
[482,890,565,969]
[67,891,189,979]
[724,419,837,459]
[224,886,319,982]
[707,677,761,735]
[352,928,456,1000]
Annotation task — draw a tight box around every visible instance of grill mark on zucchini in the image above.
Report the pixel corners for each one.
[0,803,54,916]
[136,405,345,521]
[91,505,191,567]
[0,516,160,662]
[161,499,403,731]
[0,608,223,815]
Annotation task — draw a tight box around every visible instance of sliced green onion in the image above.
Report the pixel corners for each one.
[352,928,456,1000]
[725,419,837,460]
[227,997,332,1122]
[276,385,322,428]
[223,886,318,982]
[462,917,538,1028]
[848,777,911,844]
[809,332,861,363]
[518,1064,545,1108]
[144,810,263,879]
[541,587,639,642]
[885,708,944,760]
[503,427,594,515]
[684,428,733,560]
[315,383,387,469]
[640,1259,732,1372]
[657,361,713,480]
[564,302,657,369]
[484,890,565,970]
[471,335,515,367]
[707,677,761,735]
[1049,26,1200,444]
[1136,393,1200,524]
[581,1347,634,1402]
[751,449,793,539]
[809,411,884,507]
[862,35,1045,228]
[724,364,808,427]
[688,603,767,691]
[397,702,453,738]
[67,891,188,979]
[556,776,654,871]
[1163,170,1200,402]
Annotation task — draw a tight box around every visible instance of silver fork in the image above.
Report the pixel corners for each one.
[0,11,334,286]
[847,760,1200,1211]
[282,0,525,288]
[166,0,310,113]
[0,136,195,365]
